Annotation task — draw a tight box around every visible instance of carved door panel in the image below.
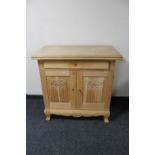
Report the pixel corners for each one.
[77,70,112,110]
[46,69,76,109]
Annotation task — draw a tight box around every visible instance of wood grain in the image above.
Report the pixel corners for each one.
[46,69,76,110]
[44,61,109,70]
[32,45,123,60]
[77,70,112,112]
[38,61,50,117]
[50,109,110,117]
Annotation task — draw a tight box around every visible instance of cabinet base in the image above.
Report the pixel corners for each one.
[45,109,110,123]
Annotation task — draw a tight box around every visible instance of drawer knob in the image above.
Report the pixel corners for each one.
[72,88,75,91]
[74,63,77,66]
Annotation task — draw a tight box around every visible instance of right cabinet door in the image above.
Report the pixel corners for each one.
[77,70,113,111]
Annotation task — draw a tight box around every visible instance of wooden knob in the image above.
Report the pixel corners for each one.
[79,89,83,94]
[72,88,75,91]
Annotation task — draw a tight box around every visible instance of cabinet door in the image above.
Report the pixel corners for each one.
[77,70,113,111]
[45,69,76,109]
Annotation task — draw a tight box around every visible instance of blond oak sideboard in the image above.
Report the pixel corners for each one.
[32,45,123,123]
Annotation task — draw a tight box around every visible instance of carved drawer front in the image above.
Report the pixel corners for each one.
[46,69,76,109]
[44,61,109,70]
[77,70,112,111]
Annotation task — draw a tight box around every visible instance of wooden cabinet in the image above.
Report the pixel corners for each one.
[32,45,122,123]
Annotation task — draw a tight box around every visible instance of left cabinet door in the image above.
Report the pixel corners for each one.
[45,69,76,110]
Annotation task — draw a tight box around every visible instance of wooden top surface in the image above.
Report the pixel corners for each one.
[32,45,123,60]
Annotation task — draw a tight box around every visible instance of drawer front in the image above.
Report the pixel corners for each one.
[44,61,109,70]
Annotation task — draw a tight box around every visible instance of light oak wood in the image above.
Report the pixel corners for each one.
[38,61,50,118]
[77,70,112,111]
[44,61,109,70]
[45,116,50,121]
[32,45,123,60]
[50,109,110,117]
[46,70,76,110]
[32,45,122,124]
[104,117,109,124]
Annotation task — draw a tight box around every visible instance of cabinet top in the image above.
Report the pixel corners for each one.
[32,45,123,60]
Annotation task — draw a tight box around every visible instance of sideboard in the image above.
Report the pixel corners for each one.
[32,45,122,123]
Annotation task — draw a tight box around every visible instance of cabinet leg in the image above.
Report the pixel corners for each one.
[45,115,50,121]
[104,116,109,124]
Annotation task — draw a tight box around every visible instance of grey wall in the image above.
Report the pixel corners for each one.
[26,0,129,96]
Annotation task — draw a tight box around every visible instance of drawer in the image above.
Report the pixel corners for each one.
[44,61,109,70]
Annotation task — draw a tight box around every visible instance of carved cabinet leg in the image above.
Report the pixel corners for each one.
[44,108,51,121]
[45,115,51,121]
[104,116,109,124]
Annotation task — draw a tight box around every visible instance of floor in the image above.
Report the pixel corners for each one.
[26,96,129,155]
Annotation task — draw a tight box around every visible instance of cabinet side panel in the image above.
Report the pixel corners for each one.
[103,61,116,111]
[38,60,50,115]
